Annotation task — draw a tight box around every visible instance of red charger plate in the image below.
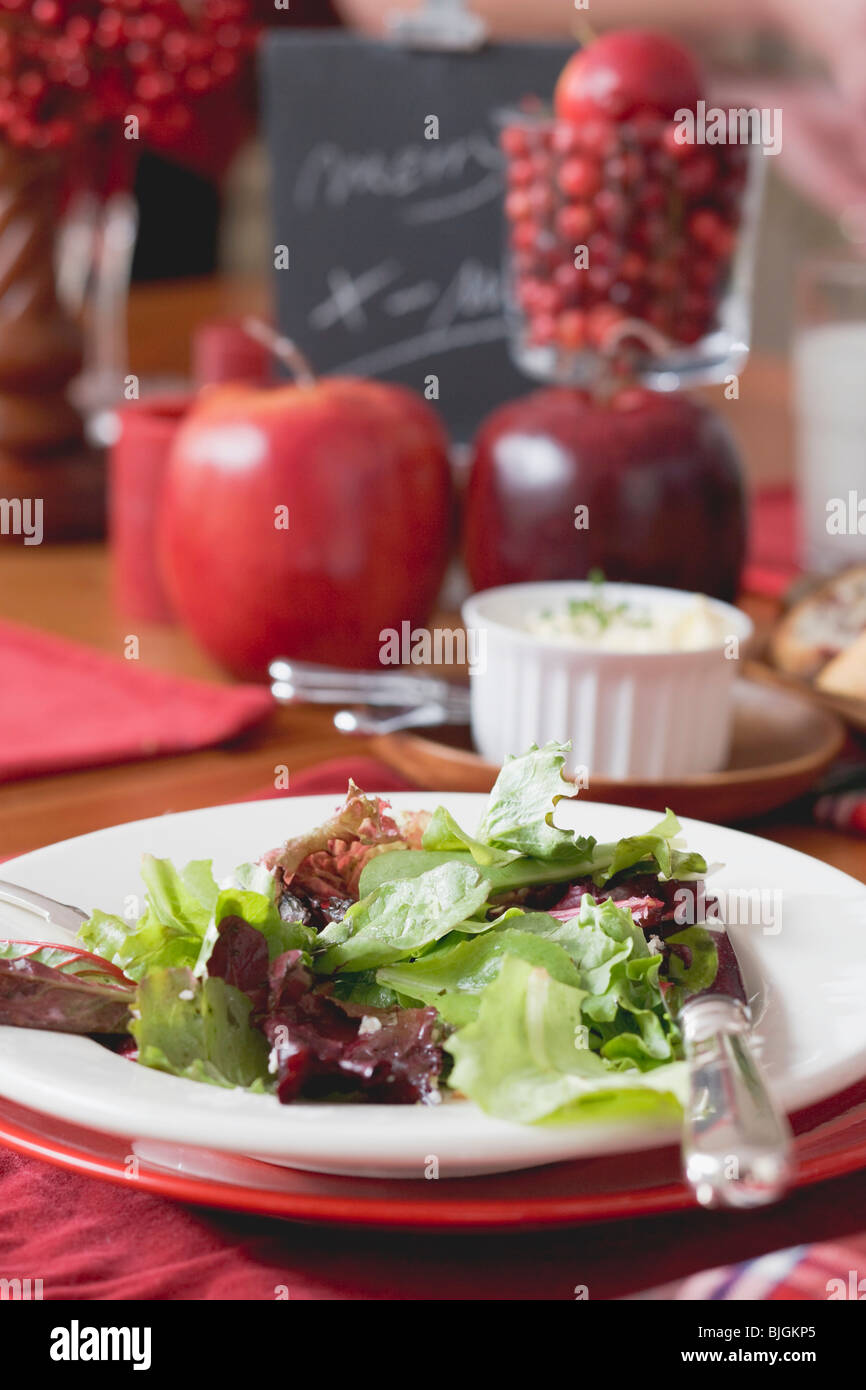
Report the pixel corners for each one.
[1,1081,865,1230]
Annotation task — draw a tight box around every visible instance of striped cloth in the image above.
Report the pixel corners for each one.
[631,1242,866,1300]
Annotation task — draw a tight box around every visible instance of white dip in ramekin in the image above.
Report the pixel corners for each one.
[462,580,754,779]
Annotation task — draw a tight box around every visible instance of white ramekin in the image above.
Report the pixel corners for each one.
[461,581,754,780]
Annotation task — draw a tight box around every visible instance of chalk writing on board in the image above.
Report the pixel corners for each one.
[292,133,503,226]
[308,257,507,376]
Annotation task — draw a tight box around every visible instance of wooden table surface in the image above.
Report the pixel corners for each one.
[1,277,864,885]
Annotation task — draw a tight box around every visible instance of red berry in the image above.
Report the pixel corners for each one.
[527,183,555,218]
[505,189,532,222]
[555,203,595,244]
[510,221,539,252]
[587,230,620,265]
[619,250,647,283]
[661,121,694,160]
[605,150,644,186]
[679,152,716,199]
[551,121,581,156]
[587,263,616,296]
[594,188,628,227]
[500,124,530,158]
[576,117,619,159]
[556,309,587,350]
[507,157,534,188]
[628,107,665,147]
[553,262,588,305]
[586,303,627,349]
[528,312,557,346]
[558,155,601,200]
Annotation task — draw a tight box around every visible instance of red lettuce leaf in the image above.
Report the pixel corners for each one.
[0,956,134,1033]
[208,931,443,1105]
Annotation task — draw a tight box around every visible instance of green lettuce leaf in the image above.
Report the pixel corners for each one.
[445,953,685,1125]
[377,927,583,1026]
[476,741,591,860]
[358,846,596,900]
[590,810,706,887]
[421,806,518,866]
[131,968,272,1090]
[313,861,491,974]
[78,856,220,982]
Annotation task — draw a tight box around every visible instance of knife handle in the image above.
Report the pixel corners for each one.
[680,996,794,1209]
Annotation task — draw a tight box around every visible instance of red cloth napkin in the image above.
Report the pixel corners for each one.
[2,756,866,1301]
[743,485,799,598]
[0,620,273,782]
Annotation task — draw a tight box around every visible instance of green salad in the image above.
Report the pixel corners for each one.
[0,743,720,1127]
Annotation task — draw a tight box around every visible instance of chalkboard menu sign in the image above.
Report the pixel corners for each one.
[261,32,573,442]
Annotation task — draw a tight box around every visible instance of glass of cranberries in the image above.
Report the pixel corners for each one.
[500,106,763,389]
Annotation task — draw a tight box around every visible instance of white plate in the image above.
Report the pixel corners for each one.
[0,795,865,1178]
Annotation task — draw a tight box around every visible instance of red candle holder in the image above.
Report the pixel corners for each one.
[109,394,192,624]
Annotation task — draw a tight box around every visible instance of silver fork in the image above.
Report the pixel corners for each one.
[0,881,87,936]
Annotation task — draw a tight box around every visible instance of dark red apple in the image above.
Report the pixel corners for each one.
[463,387,746,601]
[159,378,453,678]
[554,30,703,124]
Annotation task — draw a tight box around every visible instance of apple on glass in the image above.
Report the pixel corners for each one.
[159,364,453,680]
[463,386,746,602]
[554,29,703,125]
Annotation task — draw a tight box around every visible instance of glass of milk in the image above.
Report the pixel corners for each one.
[793,258,866,573]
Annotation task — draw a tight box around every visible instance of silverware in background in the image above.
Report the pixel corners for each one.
[269,657,470,733]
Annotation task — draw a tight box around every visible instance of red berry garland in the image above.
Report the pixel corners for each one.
[0,0,258,151]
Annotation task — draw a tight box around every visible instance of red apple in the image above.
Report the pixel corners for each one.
[159,378,453,678]
[555,30,704,125]
[463,387,746,601]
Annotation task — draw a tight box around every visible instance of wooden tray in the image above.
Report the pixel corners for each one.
[372,670,845,822]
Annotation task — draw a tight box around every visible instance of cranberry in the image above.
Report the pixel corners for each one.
[510,220,539,252]
[587,263,616,296]
[587,230,620,265]
[661,120,694,160]
[500,124,530,158]
[678,152,716,198]
[605,150,644,186]
[504,189,532,222]
[552,262,588,305]
[556,309,587,350]
[558,155,602,199]
[689,257,722,290]
[619,249,647,283]
[507,157,534,188]
[555,202,596,244]
[575,116,619,159]
[527,183,555,218]
[594,187,628,227]
[551,120,582,156]
[636,181,667,215]
[628,107,666,147]
[585,302,627,349]
[528,312,558,345]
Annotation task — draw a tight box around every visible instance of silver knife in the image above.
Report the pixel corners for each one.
[670,922,794,1209]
